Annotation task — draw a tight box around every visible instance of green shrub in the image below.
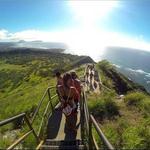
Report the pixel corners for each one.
[105,99,119,118]
[124,92,150,116]
[88,93,119,120]
[140,99,150,116]
[124,92,146,106]
[88,99,105,119]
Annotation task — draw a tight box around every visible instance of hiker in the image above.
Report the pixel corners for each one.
[84,65,91,91]
[55,71,63,87]
[58,73,79,131]
[90,69,95,90]
[70,71,81,96]
[85,66,90,84]
[55,71,63,109]
[91,63,95,70]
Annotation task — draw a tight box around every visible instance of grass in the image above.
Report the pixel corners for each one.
[0,51,87,148]
[1,55,149,149]
[87,62,150,149]
[0,78,58,148]
[88,90,119,120]
[92,96,150,149]
[0,78,55,120]
[124,91,150,117]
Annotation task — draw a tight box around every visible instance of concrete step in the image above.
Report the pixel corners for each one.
[40,140,85,150]
[40,144,85,150]
[45,139,83,146]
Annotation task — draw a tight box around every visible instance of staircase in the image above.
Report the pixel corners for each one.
[40,139,85,150]
[0,64,114,150]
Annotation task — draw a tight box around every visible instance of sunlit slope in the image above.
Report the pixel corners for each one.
[0,49,94,120]
[88,60,150,149]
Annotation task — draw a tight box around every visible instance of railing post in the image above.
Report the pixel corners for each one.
[24,115,40,143]
[89,117,92,150]
[47,88,54,111]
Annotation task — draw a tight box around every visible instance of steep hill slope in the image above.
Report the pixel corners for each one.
[101,46,150,93]
[0,49,94,121]
[97,60,147,94]
[88,60,150,149]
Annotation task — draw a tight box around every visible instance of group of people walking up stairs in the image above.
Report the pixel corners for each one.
[85,64,96,91]
[55,71,82,133]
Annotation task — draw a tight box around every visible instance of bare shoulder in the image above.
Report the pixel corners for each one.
[70,86,79,94]
[57,85,63,92]
[70,86,76,92]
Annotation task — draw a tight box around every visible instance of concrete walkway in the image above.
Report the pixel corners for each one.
[47,109,81,141]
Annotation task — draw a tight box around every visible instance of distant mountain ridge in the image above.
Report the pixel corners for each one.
[0,48,94,69]
[0,41,68,52]
[0,47,65,54]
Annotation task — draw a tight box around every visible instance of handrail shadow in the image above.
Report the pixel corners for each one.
[47,109,62,139]
[64,113,78,141]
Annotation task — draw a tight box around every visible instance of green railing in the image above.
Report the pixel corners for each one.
[81,88,114,150]
[1,65,115,150]
[0,113,39,150]
[0,86,58,149]
[82,65,114,150]
[31,86,57,138]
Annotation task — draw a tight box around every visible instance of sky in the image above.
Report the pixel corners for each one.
[0,0,150,60]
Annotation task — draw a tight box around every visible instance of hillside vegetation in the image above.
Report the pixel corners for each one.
[88,60,150,149]
[102,46,150,92]
[0,49,93,148]
[0,49,93,120]
[97,60,147,94]
[0,52,149,149]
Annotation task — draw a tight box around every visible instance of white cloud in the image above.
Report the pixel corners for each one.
[1,1,150,61]
[0,29,8,40]
[1,28,150,61]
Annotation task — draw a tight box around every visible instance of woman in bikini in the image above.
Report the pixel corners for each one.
[58,73,79,132]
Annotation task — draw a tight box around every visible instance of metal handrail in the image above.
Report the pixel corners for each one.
[90,115,114,150]
[0,113,39,150]
[30,86,58,139]
[82,90,89,134]
[82,65,114,150]
[1,65,114,149]
[82,89,114,150]
[31,88,49,124]
[37,91,58,137]
[31,86,56,124]
[0,113,25,126]
[0,86,58,149]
